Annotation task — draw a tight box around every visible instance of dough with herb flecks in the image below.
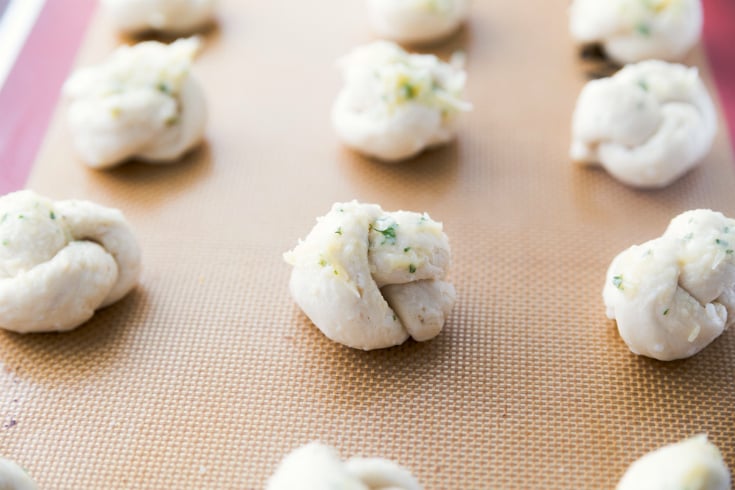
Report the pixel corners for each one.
[0,190,141,333]
[64,37,206,169]
[284,201,455,350]
[332,41,470,162]
[570,0,702,64]
[604,209,735,360]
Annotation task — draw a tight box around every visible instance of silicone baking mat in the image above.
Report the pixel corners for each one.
[2,1,734,488]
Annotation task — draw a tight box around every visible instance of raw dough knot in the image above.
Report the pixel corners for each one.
[367,0,469,45]
[284,201,456,350]
[267,443,423,490]
[604,209,735,360]
[101,0,216,34]
[0,191,142,333]
[64,37,207,169]
[570,0,702,64]
[571,60,716,188]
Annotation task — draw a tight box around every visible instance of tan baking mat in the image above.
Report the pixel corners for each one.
[2,1,735,488]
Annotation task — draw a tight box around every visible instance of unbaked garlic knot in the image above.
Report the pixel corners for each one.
[604,209,735,360]
[267,443,423,490]
[571,60,716,188]
[0,191,142,333]
[0,457,37,490]
[570,0,702,64]
[284,201,456,350]
[332,41,471,162]
[367,0,469,45]
[101,0,216,34]
[617,435,731,490]
[64,37,207,169]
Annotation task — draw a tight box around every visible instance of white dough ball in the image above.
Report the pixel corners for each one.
[0,458,37,490]
[64,37,207,169]
[101,0,216,34]
[332,41,471,162]
[571,60,716,188]
[267,442,423,490]
[367,0,469,45]
[604,209,735,360]
[617,435,731,490]
[570,0,702,64]
[0,190,142,333]
[284,201,456,350]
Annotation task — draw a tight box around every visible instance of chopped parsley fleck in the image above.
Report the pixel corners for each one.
[612,275,624,291]
[724,226,731,234]
[683,232,694,240]
[404,247,411,252]
[393,314,397,321]
[333,269,339,275]
[378,225,396,244]
[637,80,649,92]
[663,308,669,316]
[49,211,56,220]
[727,250,734,255]
[318,258,327,267]
[636,22,651,36]
[409,264,416,273]
[17,214,24,220]
[157,82,171,94]
[400,82,417,100]
[335,227,343,235]
[716,238,729,247]
[165,116,179,127]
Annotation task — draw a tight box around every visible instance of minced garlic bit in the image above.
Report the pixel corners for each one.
[617,435,730,490]
[570,0,702,64]
[332,41,470,162]
[284,201,455,350]
[604,209,735,360]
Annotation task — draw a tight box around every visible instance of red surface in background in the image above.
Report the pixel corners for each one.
[702,0,735,150]
[0,0,96,194]
[0,0,733,193]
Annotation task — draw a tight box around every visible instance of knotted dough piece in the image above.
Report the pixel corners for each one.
[64,37,207,169]
[0,457,37,490]
[101,0,216,34]
[332,41,471,162]
[571,60,716,188]
[617,435,731,490]
[284,201,456,350]
[0,191,142,333]
[569,0,702,64]
[267,442,423,490]
[604,209,735,360]
[367,0,469,45]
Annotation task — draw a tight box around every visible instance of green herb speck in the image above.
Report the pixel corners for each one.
[727,250,734,255]
[0,213,7,224]
[17,214,24,220]
[637,80,649,92]
[319,258,327,267]
[409,264,416,273]
[612,275,624,291]
[683,232,694,240]
[2,239,8,246]
[400,83,416,100]
[335,227,343,235]
[716,238,729,247]
[404,247,411,252]
[636,22,651,36]
[724,226,730,233]
[49,211,56,220]
[157,82,171,94]
[663,308,669,316]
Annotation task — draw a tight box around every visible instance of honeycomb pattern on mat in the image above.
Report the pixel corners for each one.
[2,0,735,488]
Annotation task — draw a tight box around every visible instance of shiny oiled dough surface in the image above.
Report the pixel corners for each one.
[1,0,734,489]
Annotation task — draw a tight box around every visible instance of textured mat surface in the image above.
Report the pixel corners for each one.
[2,1,735,488]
